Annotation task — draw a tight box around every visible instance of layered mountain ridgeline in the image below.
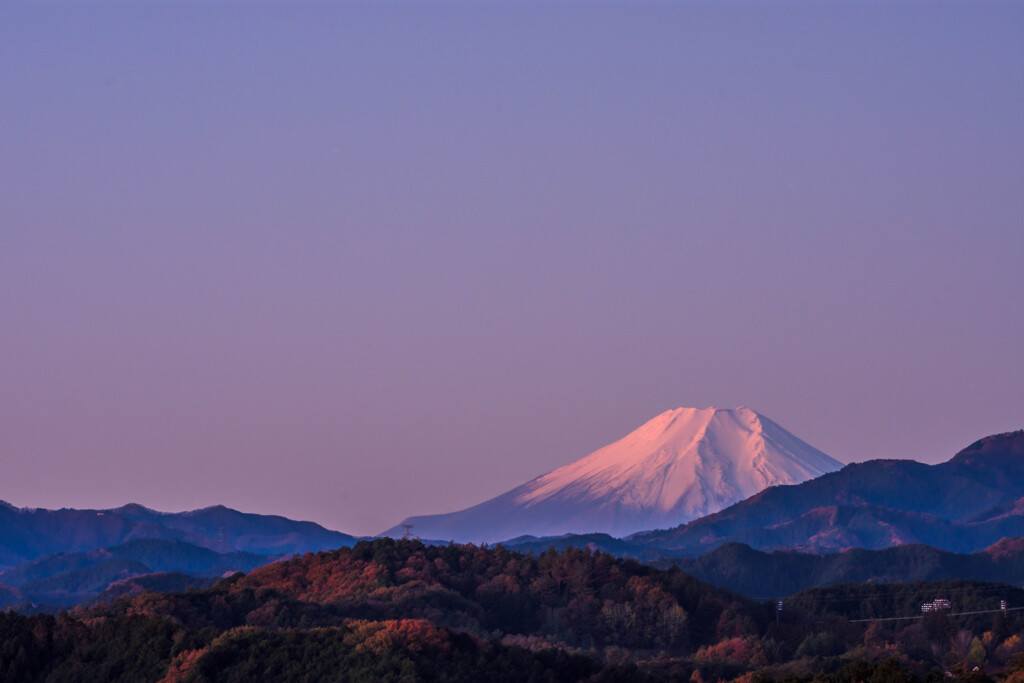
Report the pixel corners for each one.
[0,501,357,568]
[628,430,1024,557]
[3,539,1024,682]
[92,572,216,605]
[385,407,841,543]
[500,533,663,561]
[0,539,270,586]
[0,539,273,610]
[661,539,1024,599]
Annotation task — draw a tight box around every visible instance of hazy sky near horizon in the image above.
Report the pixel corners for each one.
[2,2,1022,535]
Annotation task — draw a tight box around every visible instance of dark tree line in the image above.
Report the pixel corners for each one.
[2,539,1024,681]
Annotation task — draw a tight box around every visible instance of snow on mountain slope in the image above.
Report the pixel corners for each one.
[382,407,843,543]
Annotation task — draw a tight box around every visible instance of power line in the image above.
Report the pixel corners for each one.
[763,583,1024,605]
[850,605,1024,623]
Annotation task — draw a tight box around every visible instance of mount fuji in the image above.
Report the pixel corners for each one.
[382,406,843,543]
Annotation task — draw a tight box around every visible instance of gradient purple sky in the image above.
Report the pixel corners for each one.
[2,2,1022,536]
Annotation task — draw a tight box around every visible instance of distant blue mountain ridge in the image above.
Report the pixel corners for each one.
[0,502,362,611]
[0,501,358,569]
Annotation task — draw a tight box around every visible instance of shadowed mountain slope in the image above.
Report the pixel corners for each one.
[0,538,276,609]
[629,430,1024,556]
[0,538,271,588]
[0,502,356,568]
[663,538,1024,599]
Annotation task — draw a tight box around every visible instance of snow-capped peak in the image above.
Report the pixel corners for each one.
[382,406,843,542]
[515,406,840,520]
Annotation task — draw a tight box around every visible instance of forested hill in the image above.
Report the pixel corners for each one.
[5,539,1024,681]
[787,580,1024,623]
[0,539,774,682]
[664,539,1024,598]
[117,538,768,651]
